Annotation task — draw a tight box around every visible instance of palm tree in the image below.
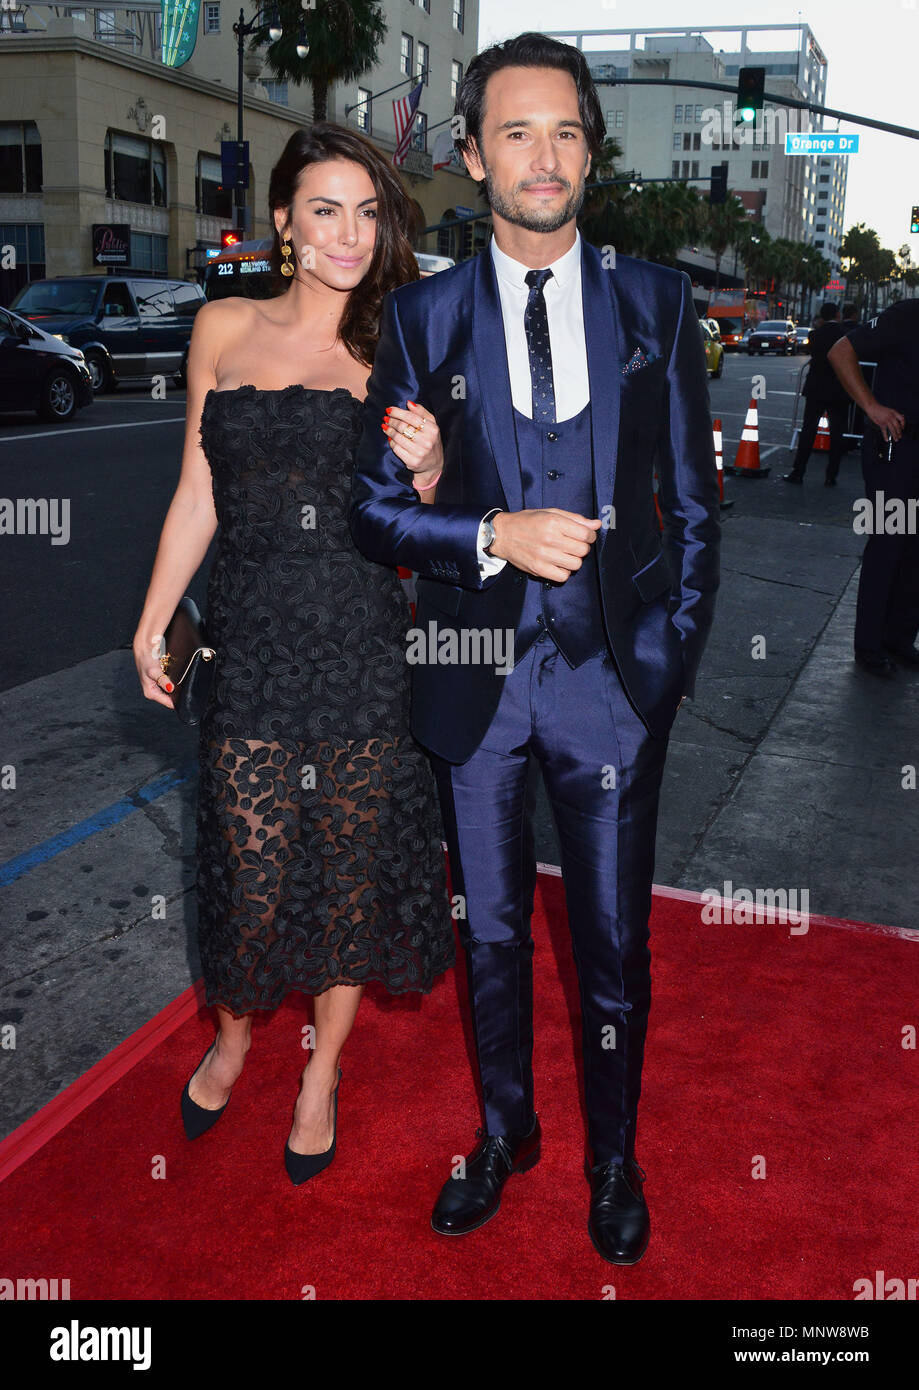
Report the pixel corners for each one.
[251,0,387,123]
[701,192,749,292]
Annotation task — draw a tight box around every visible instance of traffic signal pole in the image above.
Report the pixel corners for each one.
[602,77,919,143]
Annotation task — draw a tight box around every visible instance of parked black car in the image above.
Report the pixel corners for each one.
[747,319,797,355]
[0,305,93,422]
[9,275,205,392]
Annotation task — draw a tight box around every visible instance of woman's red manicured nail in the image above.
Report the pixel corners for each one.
[164,682,174,692]
[407,400,416,408]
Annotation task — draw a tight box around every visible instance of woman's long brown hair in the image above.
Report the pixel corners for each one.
[268,123,421,367]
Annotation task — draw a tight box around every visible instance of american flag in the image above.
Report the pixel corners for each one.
[393,81,424,166]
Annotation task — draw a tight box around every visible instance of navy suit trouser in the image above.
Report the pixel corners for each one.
[430,633,670,1166]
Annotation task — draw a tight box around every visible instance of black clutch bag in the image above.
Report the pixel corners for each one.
[159,597,216,726]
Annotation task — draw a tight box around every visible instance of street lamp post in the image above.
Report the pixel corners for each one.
[231,4,307,235]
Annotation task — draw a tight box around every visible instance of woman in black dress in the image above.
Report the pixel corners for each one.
[133,125,453,1183]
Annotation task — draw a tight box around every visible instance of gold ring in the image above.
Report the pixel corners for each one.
[403,424,417,440]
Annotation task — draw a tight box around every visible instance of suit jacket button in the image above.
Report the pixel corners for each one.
[547,432,558,442]
[547,469,559,480]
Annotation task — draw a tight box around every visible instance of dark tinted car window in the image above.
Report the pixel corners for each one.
[101,282,135,317]
[132,281,174,318]
[171,282,204,318]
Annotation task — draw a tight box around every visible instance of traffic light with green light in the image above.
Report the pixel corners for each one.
[736,67,765,124]
[911,206,919,234]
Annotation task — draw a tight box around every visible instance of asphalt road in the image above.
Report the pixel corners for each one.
[0,349,838,693]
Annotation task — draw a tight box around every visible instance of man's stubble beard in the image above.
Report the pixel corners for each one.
[481,160,588,235]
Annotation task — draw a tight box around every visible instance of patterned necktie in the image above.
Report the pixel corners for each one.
[524,267,556,423]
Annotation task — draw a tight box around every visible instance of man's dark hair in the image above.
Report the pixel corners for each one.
[842,301,857,320]
[819,301,839,320]
[453,31,607,166]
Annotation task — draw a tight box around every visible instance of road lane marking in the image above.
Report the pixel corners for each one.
[0,418,186,444]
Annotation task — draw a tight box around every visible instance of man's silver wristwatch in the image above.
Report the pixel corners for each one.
[480,517,497,554]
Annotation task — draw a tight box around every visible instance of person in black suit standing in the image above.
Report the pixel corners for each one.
[828,298,919,675]
[350,32,720,1264]
[783,301,849,486]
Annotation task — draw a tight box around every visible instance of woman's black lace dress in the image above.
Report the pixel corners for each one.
[195,384,454,1016]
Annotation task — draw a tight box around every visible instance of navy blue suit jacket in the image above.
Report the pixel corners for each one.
[349,239,720,762]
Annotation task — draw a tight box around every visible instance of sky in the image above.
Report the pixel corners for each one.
[478,0,919,257]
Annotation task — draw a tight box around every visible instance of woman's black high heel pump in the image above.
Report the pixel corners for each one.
[284,1068,343,1185]
[181,1041,232,1140]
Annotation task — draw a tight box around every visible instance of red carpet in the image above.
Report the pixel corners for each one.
[2,872,918,1300]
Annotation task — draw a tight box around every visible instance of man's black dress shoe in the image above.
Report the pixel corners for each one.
[587,1158,650,1265]
[884,642,919,668]
[781,472,804,484]
[854,650,897,678]
[431,1117,541,1235]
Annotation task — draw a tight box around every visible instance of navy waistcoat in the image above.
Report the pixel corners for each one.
[511,401,606,667]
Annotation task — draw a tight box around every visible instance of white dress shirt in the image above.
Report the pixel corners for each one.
[476,229,590,577]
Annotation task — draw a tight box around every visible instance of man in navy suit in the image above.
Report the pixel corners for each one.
[350,32,720,1264]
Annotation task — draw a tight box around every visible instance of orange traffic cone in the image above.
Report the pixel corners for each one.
[712,417,734,510]
[814,413,831,451]
[727,397,769,478]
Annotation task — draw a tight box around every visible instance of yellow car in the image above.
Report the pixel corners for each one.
[700,319,724,378]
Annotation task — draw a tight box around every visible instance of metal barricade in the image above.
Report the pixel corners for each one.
[787,357,877,453]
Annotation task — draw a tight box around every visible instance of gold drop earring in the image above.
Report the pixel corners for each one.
[280,238,294,277]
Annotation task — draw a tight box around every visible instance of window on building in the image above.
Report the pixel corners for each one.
[674,104,683,122]
[819,174,829,183]
[752,160,759,177]
[451,61,463,100]
[262,80,288,105]
[672,160,680,177]
[452,0,464,34]
[693,132,701,150]
[759,160,768,178]
[95,8,116,40]
[691,160,699,178]
[196,152,231,218]
[356,87,372,133]
[0,122,42,194]
[0,222,45,302]
[682,133,691,151]
[104,131,166,207]
[672,132,681,151]
[681,160,690,178]
[606,109,624,127]
[815,239,825,248]
[816,223,826,232]
[694,104,703,121]
[410,112,427,152]
[129,235,168,275]
[400,33,412,77]
[203,3,220,33]
[417,40,429,85]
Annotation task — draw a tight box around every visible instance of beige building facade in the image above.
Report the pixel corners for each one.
[0,0,484,302]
